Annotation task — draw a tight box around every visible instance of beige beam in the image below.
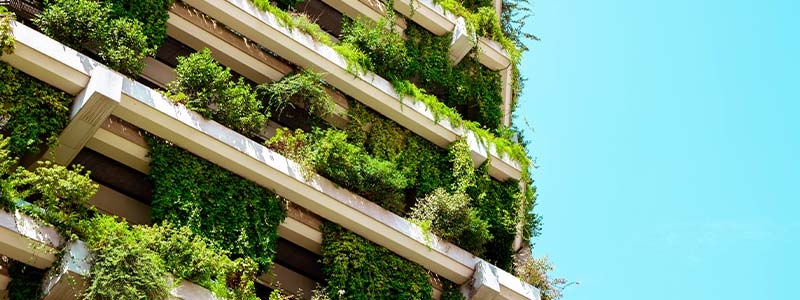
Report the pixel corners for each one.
[52,67,123,165]
[0,209,64,269]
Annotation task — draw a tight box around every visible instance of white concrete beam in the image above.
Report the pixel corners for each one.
[392,0,457,36]
[0,209,63,269]
[52,66,123,165]
[501,67,513,127]
[321,0,407,34]
[449,17,473,65]
[41,241,90,300]
[477,38,512,71]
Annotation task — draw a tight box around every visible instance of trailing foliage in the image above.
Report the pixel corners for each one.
[439,281,466,300]
[430,0,521,63]
[256,69,334,118]
[339,18,411,81]
[468,164,522,269]
[265,127,409,214]
[168,49,268,136]
[148,136,287,272]
[321,222,432,300]
[35,0,157,76]
[0,6,14,55]
[0,62,72,157]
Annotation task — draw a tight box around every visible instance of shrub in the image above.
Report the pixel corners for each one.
[410,188,491,255]
[256,69,334,118]
[514,255,569,300]
[97,17,154,76]
[169,49,268,136]
[107,0,173,49]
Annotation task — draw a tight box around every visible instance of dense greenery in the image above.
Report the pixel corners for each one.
[148,136,287,272]
[1,136,261,299]
[0,62,73,158]
[321,222,432,300]
[256,69,335,119]
[266,127,409,214]
[168,49,267,136]
[0,6,14,54]
[35,0,171,76]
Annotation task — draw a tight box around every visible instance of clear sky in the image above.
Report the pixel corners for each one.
[517,1,799,299]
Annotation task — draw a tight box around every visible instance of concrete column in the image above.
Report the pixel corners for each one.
[501,67,513,127]
[463,260,501,300]
[53,66,122,165]
[449,17,475,65]
[42,241,91,300]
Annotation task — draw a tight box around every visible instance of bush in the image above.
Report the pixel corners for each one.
[256,69,334,118]
[409,188,491,255]
[514,255,569,300]
[169,49,267,136]
[35,0,163,76]
[266,128,409,214]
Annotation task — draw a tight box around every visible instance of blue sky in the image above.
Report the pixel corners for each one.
[518,0,799,299]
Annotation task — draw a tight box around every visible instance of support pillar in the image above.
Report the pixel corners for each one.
[52,66,122,165]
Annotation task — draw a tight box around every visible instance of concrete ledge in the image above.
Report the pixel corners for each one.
[393,0,457,36]
[42,241,90,300]
[477,37,511,71]
[321,0,407,33]
[449,17,473,65]
[0,209,63,269]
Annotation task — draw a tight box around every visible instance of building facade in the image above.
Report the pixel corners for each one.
[0,0,541,299]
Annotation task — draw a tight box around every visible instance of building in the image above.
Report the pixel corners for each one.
[0,0,541,299]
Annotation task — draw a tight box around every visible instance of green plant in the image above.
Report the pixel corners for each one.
[97,17,154,77]
[169,49,267,136]
[266,127,409,214]
[409,188,491,255]
[0,62,73,157]
[79,216,171,300]
[107,0,174,49]
[35,0,166,76]
[468,164,522,270]
[321,222,432,300]
[147,137,287,272]
[0,6,15,55]
[439,281,466,300]
[256,69,334,118]
[340,18,411,81]
[514,255,569,300]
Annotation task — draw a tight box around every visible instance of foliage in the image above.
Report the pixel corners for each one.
[340,18,411,81]
[147,137,287,272]
[252,0,334,46]
[35,0,159,76]
[168,49,268,136]
[431,0,521,63]
[106,0,174,49]
[0,6,14,55]
[0,62,72,157]
[96,17,152,77]
[256,69,334,118]
[514,255,569,300]
[6,260,46,300]
[78,216,171,300]
[439,281,466,300]
[321,222,432,300]
[468,164,522,269]
[410,188,491,255]
[265,127,409,214]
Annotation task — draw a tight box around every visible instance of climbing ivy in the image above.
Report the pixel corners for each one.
[147,136,287,272]
[0,62,72,158]
[321,222,433,300]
